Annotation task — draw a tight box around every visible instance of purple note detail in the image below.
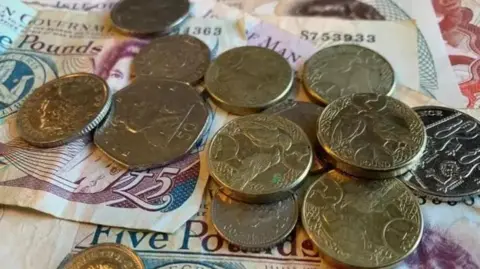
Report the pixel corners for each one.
[247,21,317,71]
[94,38,149,92]
[0,139,200,212]
[405,226,480,269]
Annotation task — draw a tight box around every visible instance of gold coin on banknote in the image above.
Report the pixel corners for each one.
[303,44,395,105]
[17,73,111,148]
[94,78,209,170]
[110,0,189,35]
[263,100,327,173]
[211,191,298,250]
[133,35,210,85]
[208,114,312,203]
[302,170,423,268]
[63,243,144,269]
[205,46,294,115]
[317,93,426,179]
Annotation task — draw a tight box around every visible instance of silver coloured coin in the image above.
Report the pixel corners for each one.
[94,78,209,170]
[403,106,480,201]
[317,93,426,179]
[17,73,111,148]
[133,35,210,85]
[110,0,189,35]
[211,191,298,250]
[303,44,395,105]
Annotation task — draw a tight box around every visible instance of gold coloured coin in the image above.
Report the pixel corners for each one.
[63,243,144,269]
[208,114,312,203]
[317,93,426,179]
[303,44,395,105]
[302,171,423,268]
[205,46,294,115]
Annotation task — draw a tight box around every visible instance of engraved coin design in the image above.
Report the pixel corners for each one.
[303,44,395,105]
[317,93,426,179]
[133,35,210,85]
[17,73,111,148]
[110,0,189,35]
[63,243,144,269]
[211,191,298,249]
[403,106,480,201]
[209,114,312,202]
[263,100,326,173]
[302,171,423,268]
[205,46,294,115]
[94,78,209,170]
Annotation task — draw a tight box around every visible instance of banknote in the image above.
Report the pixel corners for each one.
[433,0,480,109]
[208,0,462,108]
[0,1,36,52]
[1,164,479,269]
[0,0,230,234]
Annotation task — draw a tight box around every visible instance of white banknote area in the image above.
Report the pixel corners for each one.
[0,0,478,268]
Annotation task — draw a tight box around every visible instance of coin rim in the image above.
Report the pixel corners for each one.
[400,105,480,201]
[63,243,145,269]
[93,78,210,171]
[208,114,313,203]
[302,44,396,105]
[133,35,211,85]
[301,170,424,268]
[16,72,112,148]
[211,191,298,250]
[110,0,190,35]
[317,93,427,174]
[205,46,294,115]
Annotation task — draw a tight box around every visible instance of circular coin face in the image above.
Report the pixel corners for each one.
[64,243,144,269]
[94,78,209,170]
[209,114,312,203]
[317,93,426,179]
[403,106,480,201]
[133,35,211,85]
[17,73,111,148]
[205,46,294,115]
[211,191,297,250]
[302,171,423,268]
[263,100,326,173]
[110,0,189,35]
[303,44,395,105]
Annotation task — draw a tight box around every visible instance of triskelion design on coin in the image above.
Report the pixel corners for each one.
[317,93,426,179]
[302,171,423,268]
[208,114,312,203]
[63,243,144,269]
[303,44,395,105]
[133,35,211,85]
[17,73,111,148]
[205,46,294,115]
[403,106,480,201]
[110,0,189,35]
[211,192,298,250]
[94,78,209,170]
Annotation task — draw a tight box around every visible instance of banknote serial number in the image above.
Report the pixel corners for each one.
[180,27,222,36]
[300,31,376,43]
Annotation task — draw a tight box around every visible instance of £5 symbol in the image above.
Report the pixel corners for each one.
[112,167,180,211]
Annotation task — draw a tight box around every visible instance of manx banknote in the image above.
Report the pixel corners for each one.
[0,0,246,233]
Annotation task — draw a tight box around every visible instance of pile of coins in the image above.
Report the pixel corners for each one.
[16,0,480,268]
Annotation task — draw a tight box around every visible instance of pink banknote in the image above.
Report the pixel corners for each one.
[433,0,480,108]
